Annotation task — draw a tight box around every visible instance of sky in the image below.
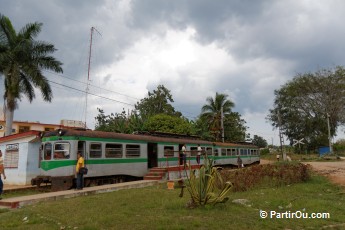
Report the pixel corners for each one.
[1,0,345,145]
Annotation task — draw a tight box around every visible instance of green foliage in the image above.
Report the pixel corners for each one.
[199,92,247,141]
[267,66,345,150]
[220,162,311,192]
[94,108,144,133]
[333,139,345,155]
[180,154,233,208]
[252,135,268,148]
[0,14,63,135]
[260,148,270,155]
[144,113,194,134]
[135,84,182,119]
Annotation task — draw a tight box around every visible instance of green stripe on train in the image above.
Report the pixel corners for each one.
[41,158,147,171]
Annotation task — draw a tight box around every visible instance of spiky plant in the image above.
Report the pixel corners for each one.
[180,154,233,208]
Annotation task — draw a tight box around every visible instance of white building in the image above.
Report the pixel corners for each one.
[0,131,41,185]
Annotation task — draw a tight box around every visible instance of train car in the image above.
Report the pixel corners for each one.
[31,129,259,190]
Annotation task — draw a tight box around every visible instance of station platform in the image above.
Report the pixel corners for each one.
[3,184,35,192]
[0,180,159,209]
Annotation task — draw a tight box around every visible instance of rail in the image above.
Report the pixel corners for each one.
[162,150,204,180]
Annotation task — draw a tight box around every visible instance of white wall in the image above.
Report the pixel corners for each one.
[0,136,41,185]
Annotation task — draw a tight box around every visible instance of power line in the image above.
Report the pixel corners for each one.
[48,80,135,106]
[44,70,139,101]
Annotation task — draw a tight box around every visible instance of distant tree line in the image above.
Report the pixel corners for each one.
[95,84,256,143]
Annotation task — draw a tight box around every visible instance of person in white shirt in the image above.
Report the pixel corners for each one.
[196,144,202,165]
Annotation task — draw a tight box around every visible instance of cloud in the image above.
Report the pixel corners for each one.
[2,0,345,143]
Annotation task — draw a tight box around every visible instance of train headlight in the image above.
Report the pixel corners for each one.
[58,129,64,136]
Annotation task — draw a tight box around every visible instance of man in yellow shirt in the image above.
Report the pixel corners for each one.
[0,150,6,199]
[76,152,85,190]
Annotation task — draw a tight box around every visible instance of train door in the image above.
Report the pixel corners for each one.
[179,144,184,165]
[147,143,158,168]
[77,141,86,159]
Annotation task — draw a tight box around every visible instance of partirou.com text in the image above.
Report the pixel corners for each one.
[259,210,330,219]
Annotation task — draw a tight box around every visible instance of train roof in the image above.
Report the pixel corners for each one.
[43,129,258,148]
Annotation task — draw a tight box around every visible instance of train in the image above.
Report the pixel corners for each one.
[31,129,260,190]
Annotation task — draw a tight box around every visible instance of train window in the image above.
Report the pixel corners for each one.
[206,147,212,155]
[231,149,237,156]
[90,143,102,158]
[240,149,248,156]
[54,143,70,159]
[44,143,52,160]
[221,148,226,156]
[214,148,219,156]
[164,146,174,157]
[105,143,122,158]
[226,149,232,156]
[190,147,197,156]
[126,144,140,158]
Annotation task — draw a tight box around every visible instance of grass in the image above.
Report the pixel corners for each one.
[0,173,344,229]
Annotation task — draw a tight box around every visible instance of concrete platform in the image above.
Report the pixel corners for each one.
[3,184,35,192]
[0,180,159,209]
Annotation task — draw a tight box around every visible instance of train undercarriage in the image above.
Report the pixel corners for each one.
[31,175,142,192]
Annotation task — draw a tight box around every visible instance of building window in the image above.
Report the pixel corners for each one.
[126,144,140,158]
[105,143,122,158]
[18,125,30,133]
[90,143,102,158]
[4,143,19,168]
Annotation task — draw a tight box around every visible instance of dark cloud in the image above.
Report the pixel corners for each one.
[2,0,345,141]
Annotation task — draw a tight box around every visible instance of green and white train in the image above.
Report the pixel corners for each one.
[32,129,260,190]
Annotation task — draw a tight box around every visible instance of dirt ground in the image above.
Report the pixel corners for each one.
[261,159,345,187]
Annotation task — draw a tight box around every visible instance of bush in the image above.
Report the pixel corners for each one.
[220,162,311,192]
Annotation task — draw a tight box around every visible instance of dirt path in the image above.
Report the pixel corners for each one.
[304,160,345,187]
[261,158,345,187]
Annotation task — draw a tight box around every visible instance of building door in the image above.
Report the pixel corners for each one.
[147,143,158,168]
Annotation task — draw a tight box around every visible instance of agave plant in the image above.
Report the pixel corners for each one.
[180,154,233,208]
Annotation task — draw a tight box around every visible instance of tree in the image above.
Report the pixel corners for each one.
[252,135,268,148]
[144,113,194,134]
[0,14,63,136]
[201,92,235,141]
[223,112,247,142]
[267,66,345,150]
[94,108,144,133]
[135,85,182,120]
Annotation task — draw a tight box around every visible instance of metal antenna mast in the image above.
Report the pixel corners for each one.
[85,27,101,128]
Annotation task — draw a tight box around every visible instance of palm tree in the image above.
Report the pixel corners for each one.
[0,14,63,136]
[201,92,235,141]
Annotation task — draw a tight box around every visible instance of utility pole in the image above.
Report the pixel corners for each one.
[221,106,224,143]
[327,113,333,154]
[85,27,101,129]
[278,112,286,161]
